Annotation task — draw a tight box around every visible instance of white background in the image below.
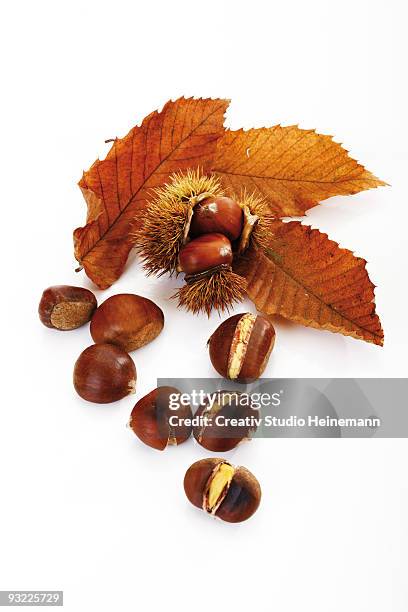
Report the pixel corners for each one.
[1,0,407,610]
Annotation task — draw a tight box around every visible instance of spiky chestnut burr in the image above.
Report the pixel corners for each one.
[174,267,247,316]
[134,171,224,276]
[133,170,272,315]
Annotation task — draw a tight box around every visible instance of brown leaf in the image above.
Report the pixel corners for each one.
[235,221,383,345]
[212,126,386,217]
[74,97,229,288]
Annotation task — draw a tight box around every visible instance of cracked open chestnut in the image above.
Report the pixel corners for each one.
[184,458,261,523]
[208,313,276,382]
[129,387,192,450]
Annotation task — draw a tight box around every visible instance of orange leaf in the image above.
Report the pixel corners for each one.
[74,97,229,289]
[213,126,386,217]
[235,221,383,345]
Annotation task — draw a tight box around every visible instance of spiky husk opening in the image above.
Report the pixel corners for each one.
[174,268,247,316]
[133,170,223,276]
[133,170,274,315]
[236,191,274,251]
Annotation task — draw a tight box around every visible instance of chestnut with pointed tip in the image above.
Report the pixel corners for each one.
[189,196,243,241]
[208,313,276,382]
[184,458,261,523]
[90,294,164,352]
[193,391,258,452]
[178,233,233,275]
[73,343,136,403]
[129,387,192,450]
[39,285,97,330]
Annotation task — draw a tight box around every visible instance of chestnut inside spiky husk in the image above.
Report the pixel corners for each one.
[133,170,272,315]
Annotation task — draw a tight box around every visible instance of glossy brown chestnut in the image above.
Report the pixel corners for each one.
[189,196,243,241]
[39,285,97,330]
[90,294,164,352]
[208,313,276,382]
[193,391,258,452]
[178,234,233,275]
[184,458,261,523]
[73,343,136,403]
[129,387,192,451]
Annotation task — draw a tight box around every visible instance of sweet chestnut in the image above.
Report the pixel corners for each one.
[73,343,136,403]
[208,313,276,382]
[178,233,233,275]
[184,458,261,523]
[90,294,164,352]
[129,386,192,450]
[189,196,243,241]
[39,285,97,330]
[193,391,258,452]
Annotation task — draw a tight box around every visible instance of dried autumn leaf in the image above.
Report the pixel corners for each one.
[213,126,386,217]
[235,221,383,345]
[74,97,229,288]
